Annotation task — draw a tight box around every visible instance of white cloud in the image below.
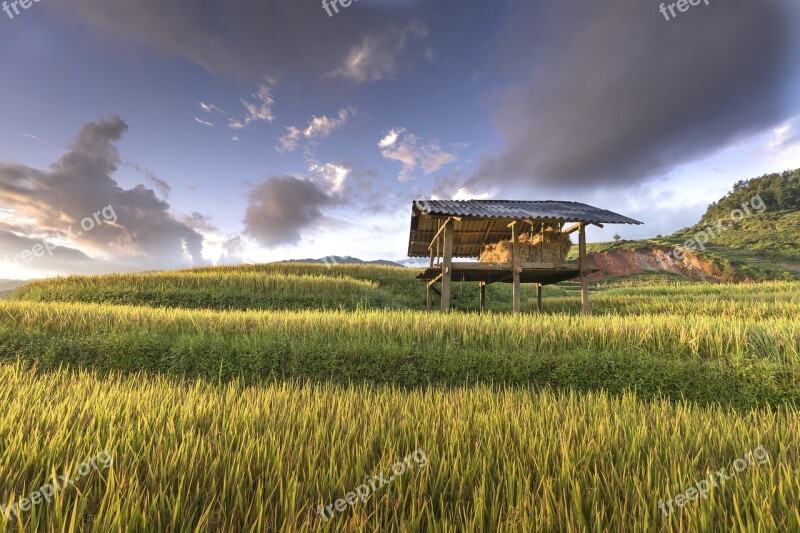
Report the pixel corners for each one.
[325,24,427,83]
[451,188,491,201]
[378,128,403,148]
[308,162,350,194]
[378,128,457,182]
[194,117,214,127]
[199,102,226,114]
[229,79,276,130]
[277,106,356,153]
[768,117,800,151]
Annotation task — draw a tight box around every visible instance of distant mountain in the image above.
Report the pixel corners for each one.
[283,256,406,268]
[0,279,25,299]
[0,280,25,291]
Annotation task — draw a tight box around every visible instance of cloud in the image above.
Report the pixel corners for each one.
[22,134,39,140]
[769,117,800,150]
[59,1,432,83]
[277,107,356,153]
[124,161,172,198]
[0,116,205,274]
[199,102,226,114]
[228,80,276,130]
[325,23,428,82]
[243,175,333,247]
[378,128,457,181]
[450,187,491,201]
[308,162,350,195]
[194,117,214,127]
[468,0,793,191]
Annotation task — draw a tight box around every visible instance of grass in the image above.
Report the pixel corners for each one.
[3,264,800,530]
[1,282,800,409]
[1,361,798,531]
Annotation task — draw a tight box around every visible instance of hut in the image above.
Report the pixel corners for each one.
[408,200,643,314]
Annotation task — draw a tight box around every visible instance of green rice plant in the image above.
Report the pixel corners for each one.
[1,299,798,408]
[10,271,391,311]
[0,361,798,532]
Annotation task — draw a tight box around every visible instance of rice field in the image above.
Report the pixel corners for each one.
[2,264,800,531]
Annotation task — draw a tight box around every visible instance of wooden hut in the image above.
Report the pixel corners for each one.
[408,200,643,314]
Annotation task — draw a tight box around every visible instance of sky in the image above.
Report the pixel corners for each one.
[1,0,799,279]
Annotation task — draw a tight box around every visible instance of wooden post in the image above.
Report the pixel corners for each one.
[441,220,454,313]
[511,221,521,314]
[536,284,543,312]
[426,286,432,311]
[479,282,486,313]
[579,223,590,314]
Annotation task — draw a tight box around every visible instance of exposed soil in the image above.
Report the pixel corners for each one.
[587,246,726,281]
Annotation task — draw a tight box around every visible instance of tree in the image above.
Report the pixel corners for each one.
[613,233,622,242]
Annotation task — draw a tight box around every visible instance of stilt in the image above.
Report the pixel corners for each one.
[536,284,543,312]
[441,220,454,313]
[511,222,521,314]
[479,282,486,313]
[579,223,590,315]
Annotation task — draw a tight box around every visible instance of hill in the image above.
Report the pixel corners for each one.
[284,256,404,267]
[585,168,800,281]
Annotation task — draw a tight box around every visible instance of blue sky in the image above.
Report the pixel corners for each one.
[1,0,799,279]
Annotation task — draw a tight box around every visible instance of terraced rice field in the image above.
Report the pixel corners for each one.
[1,264,799,531]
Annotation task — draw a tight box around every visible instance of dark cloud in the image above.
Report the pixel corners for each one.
[469,0,794,190]
[57,0,431,82]
[0,116,205,274]
[124,161,172,198]
[244,176,333,247]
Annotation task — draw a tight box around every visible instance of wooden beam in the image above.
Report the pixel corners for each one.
[416,231,512,237]
[563,223,581,235]
[481,221,495,244]
[579,223,590,315]
[426,273,443,286]
[441,220,454,313]
[426,285,432,311]
[536,284,543,312]
[511,222,521,314]
[427,217,452,250]
[449,262,579,271]
[479,282,486,314]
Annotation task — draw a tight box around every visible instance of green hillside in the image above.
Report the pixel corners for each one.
[588,168,800,281]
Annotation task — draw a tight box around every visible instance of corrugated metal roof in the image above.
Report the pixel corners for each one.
[408,200,643,258]
[413,200,643,225]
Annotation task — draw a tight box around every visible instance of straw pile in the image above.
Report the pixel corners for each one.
[480,229,572,263]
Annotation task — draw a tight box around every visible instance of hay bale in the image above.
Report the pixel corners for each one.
[480,230,571,263]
